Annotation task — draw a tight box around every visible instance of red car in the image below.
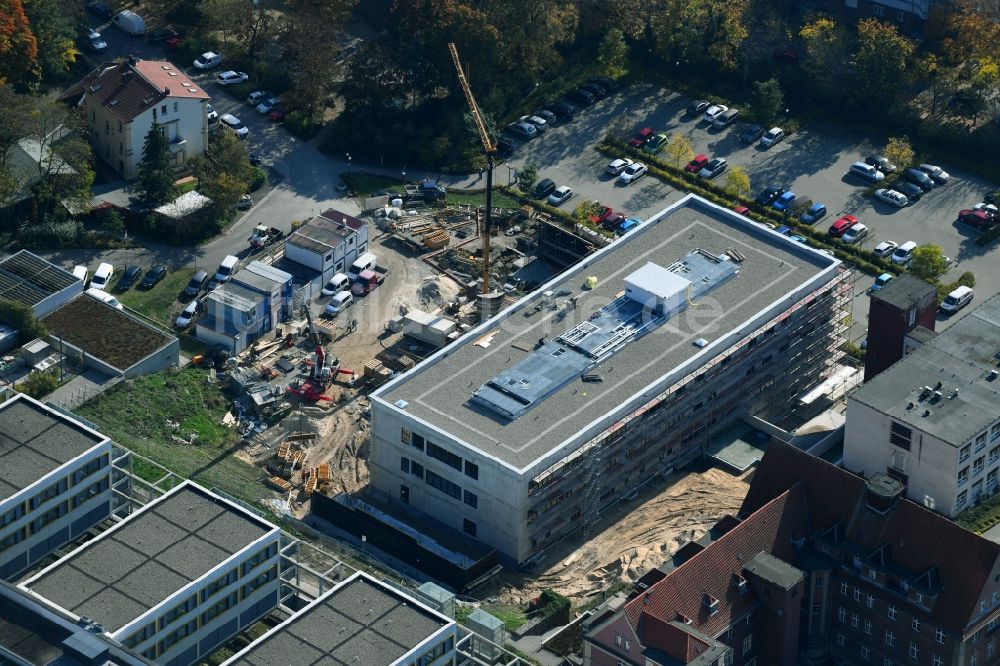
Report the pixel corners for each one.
[628,128,654,148]
[685,154,709,173]
[268,109,285,122]
[732,205,750,217]
[165,36,183,50]
[828,215,858,237]
[589,205,616,227]
[958,209,996,230]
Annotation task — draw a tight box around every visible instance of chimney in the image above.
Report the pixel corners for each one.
[127,54,138,66]
[865,473,904,514]
[164,87,170,95]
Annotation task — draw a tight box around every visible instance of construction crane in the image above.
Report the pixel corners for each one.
[448,42,496,294]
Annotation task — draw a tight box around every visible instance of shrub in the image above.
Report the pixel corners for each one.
[248,167,266,192]
[283,111,323,140]
[17,220,83,249]
[19,369,59,399]
[0,299,46,343]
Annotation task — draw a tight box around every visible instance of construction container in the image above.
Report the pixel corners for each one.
[401,309,457,348]
[467,609,506,664]
[415,581,455,618]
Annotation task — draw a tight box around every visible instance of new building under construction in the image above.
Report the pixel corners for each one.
[369,194,852,566]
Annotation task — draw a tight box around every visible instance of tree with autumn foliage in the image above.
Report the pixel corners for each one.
[851,18,915,110]
[0,0,39,87]
[22,0,80,80]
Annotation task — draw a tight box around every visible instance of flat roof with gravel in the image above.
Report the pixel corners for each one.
[0,394,107,501]
[223,573,450,666]
[24,483,275,632]
[377,194,840,471]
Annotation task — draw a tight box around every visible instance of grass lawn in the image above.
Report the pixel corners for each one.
[119,268,196,325]
[343,172,405,197]
[77,367,272,504]
[481,602,528,632]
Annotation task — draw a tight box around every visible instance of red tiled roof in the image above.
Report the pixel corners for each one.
[641,614,711,662]
[625,484,809,638]
[320,208,366,231]
[742,442,1000,634]
[58,59,207,123]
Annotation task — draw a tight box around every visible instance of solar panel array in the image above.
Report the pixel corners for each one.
[0,251,77,306]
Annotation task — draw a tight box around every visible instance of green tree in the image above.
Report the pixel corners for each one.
[136,124,178,207]
[22,0,79,80]
[851,18,915,109]
[190,131,252,222]
[0,298,46,343]
[101,209,125,238]
[597,28,629,79]
[517,163,538,192]
[0,0,39,86]
[200,0,281,61]
[281,0,355,114]
[573,200,600,225]
[882,136,914,170]
[909,244,949,281]
[19,368,58,399]
[724,166,750,198]
[750,78,784,124]
[798,15,851,100]
[663,132,694,168]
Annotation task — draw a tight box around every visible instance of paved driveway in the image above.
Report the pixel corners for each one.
[504,84,1000,339]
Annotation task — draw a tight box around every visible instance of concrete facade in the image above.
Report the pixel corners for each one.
[847,294,1000,518]
[863,274,937,382]
[0,394,118,581]
[370,195,850,565]
[22,482,280,666]
[284,209,369,282]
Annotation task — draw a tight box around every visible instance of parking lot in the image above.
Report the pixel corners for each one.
[503,83,999,339]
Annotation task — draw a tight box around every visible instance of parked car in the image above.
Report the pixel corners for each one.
[246,90,272,106]
[738,124,764,144]
[175,299,201,327]
[771,191,796,212]
[220,113,248,139]
[974,202,998,214]
[235,194,253,210]
[86,0,113,19]
[520,114,548,133]
[875,188,909,208]
[141,265,167,289]
[216,70,248,86]
[148,27,179,43]
[872,240,898,258]
[116,265,142,291]
[918,164,950,184]
[712,108,739,130]
[760,127,784,148]
[958,208,997,230]
[85,28,108,52]
[606,158,634,176]
[184,270,210,296]
[533,109,557,124]
[643,133,668,154]
[891,241,917,265]
[842,223,870,244]
[567,88,595,106]
[205,104,218,123]
[829,215,858,237]
[581,83,606,100]
[732,205,750,217]
[799,203,828,224]
[496,136,515,156]
[90,263,114,291]
[534,178,556,199]
[616,216,642,235]
[628,128,653,148]
[111,9,145,35]
[548,186,573,206]
[268,109,286,122]
[618,162,648,185]
[848,161,885,183]
[703,104,728,123]
[687,100,710,116]
[592,205,616,228]
[507,121,537,139]
[870,273,894,292]
[193,51,223,69]
[865,155,897,173]
[685,154,709,173]
[546,100,576,121]
[256,97,281,114]
[698,158,728,179]
[755,184,784,206]
[587,76,619,93]
[895,181,924,202]
[901,167,934,192]
[940,285,974,314]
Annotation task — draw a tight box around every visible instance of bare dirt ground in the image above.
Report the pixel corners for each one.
[499,468,752,605]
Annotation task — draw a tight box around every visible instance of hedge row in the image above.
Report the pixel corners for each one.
[597,139,900,277]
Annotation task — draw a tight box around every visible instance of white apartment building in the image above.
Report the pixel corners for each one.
[846,294,1000,518]
[21,481,280,666]
[60,57,209,179]
[0,393,119,580]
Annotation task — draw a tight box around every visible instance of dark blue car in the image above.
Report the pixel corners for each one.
[799,203,827,224]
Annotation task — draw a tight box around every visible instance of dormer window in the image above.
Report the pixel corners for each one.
[733,573,748,595]
[677,612,692,625]
[704,593,720,616]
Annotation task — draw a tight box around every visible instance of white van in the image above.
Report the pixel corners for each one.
[347,252,376,280]
[324,291,353,316]
[90,263,114,291]
[321,273,350,296]
[112,10,145,35]
[849,161,885,183]
[940,286,973,314]
[85,288,124,310]
[215,255,238,283]
[72,265,89,284]
[891,241,917,265]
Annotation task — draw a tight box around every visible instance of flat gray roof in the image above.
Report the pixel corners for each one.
[871,273,936,310]
[224,573,449,666]
[26,484,274,633]
[287,215,355,255]
[378,195,837,470]
[0,250,78,308]
[0,395,106,501]
[851,293,1000,447]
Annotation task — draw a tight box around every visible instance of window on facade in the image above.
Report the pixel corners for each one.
[0,528,24,554]
[935,629,946,644]
[742,635,752,655]
[202,568,238,602]
[201,592,237,624]
[837,633,847,647]
[463,490,478,509]
[977,432,988,450]
[958,491,968,507]
[862,646,871,660]
[411,433,425,451]
[841,581,849,595]
[425,469,461,500]
[615,634,622,646]
[890,421,912,450]
[959,467,970,484]
[401,457,410,473]
[913,618,921,632]
[465,460,478,480]
[159,594,196,629]
[463,519,476,537]
[854,588,862,601]
[933,656,943,666]
[838,607,847,622]
[426,442,462,471]
[991,446,1000,463]
[888,604,897,620]
[975,457,985,474]
[867,594,874,609]
[411,462,424,479]
[962,445,972,462]
[851,613,860,628]
[909,642,919,659]
[915,592,924,605]
[885,630,895,647]
[161,105,167,114]
[865,619,872,635]
[401,428,410,444]
[868,568,877,580]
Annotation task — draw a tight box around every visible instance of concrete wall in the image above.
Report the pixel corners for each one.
[33,281,84,319]
[0,443,113,581]
[194,325,243,354]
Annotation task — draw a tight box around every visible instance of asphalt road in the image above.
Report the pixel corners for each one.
[503,83,1000,340]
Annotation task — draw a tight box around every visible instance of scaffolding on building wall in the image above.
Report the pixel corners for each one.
[525,267,855,557]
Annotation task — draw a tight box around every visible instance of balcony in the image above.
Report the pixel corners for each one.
[168,136,187,152]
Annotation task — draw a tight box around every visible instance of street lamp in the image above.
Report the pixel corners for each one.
[401,169,406,183]
[346,152,351,176]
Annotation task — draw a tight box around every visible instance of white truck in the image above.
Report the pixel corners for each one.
[112,10,145,35]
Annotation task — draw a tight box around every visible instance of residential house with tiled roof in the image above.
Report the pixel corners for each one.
[583,442,1000,666]
[60,57,209,179]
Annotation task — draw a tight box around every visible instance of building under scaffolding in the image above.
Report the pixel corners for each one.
[370,194,853,566]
